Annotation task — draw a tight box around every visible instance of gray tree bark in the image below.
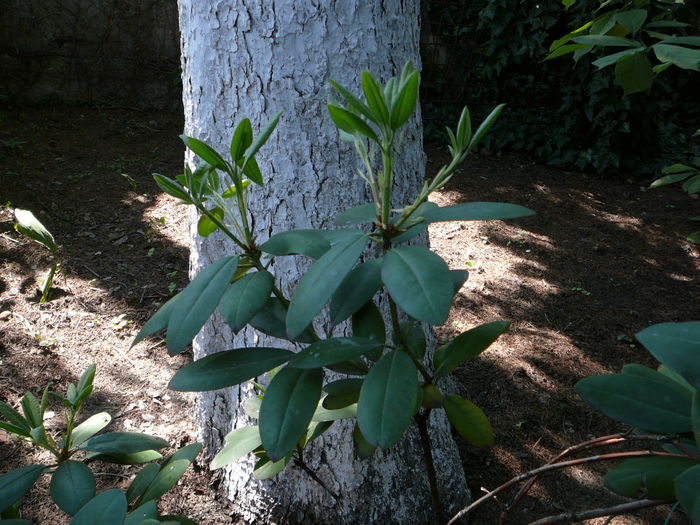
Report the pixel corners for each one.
[177,1,469,523]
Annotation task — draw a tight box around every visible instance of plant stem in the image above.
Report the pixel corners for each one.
[446,450,684,525]
[294,449,340,500]
[527,498,673,525]
[415,410,443,525]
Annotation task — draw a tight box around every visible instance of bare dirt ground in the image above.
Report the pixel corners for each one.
[1,106,698,524]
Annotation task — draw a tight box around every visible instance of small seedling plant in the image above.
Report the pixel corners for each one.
[134,62,535,518]
[447,322,700,524]
[0,365,201,525]
[13,208,61,303]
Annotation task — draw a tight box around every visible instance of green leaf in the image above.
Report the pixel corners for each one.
[259,367,323,461]
[139,443,202,503]
[85,450,162,465]
[126,463,160,503]
[443,395,494,447]
[166,255,239,354]
[230,119,253,163]
[435,321,511,376]
[326,358,370,376]
[289,337,383,369]
[70,412,111,448]
[240,156,263,185]
[450,269,469,295]
[575,374,692,433]
[0,422,31,437]
[328,79,377,124]
[615,53,653,95]
[400,320,426,360]
[219,271,274,333]
[353,423,376,459]
[241,111,282,182]
[421,202,535,223]
[311,402,357,422]
[660,36,700,48]
[222,179,251,198]
[675,464,700,523]
[21,392,41,429]
[693,391,700,449]
[637,322,700,390]
[252,453,292,480]
[330,259,382,325]
[455,106,472,150]
[123,500,157,525]
[69,489,127,525]
[544,43,589,61]
[249,297,314,343]
[653,43,700,71]
[334,203,377,226]
[180,136,228,170]
[614,9,647,34]
[327,105,379,143]
[287,231,368,339]
[211,426,261,470]
[260,229,331,259]
[81,432,168,453]
[689,231,700,244]
[571,35,640,47]
[50,460,96,516]
[357,350,418,449]
[592,48,644,69]
[351,301,386,349]
[389,71,419,130]
[361,72,389,125]
[0,465,45,513]
[196,208,224,238]
[650,172,693,188]
[468,104,505,153]
[131,293,181,348]
[14,209,58,253]
[605,457,698,499]
[683,175,700,194]
[168,347,293,391]
[381,246,453,325]
[0,401,30,434]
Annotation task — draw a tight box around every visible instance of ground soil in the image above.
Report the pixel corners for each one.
[0,106,698,524]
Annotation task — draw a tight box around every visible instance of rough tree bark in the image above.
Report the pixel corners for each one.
[177,1,469,523]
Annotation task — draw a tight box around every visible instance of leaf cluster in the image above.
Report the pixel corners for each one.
[0,365,200,524]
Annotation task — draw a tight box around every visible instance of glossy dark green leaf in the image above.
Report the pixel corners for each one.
[435,321,510,376]
[123,500,157,525]
[240,155,263,185]
[70,412,111,449]
[694,391,700,449]
[14,209,58,253]
[637,322,700,390]
[196,207,224,238]
[166,256,239,354]
[421,202,535,223]
[287,231,368,339]
[361,72,389,125]
[289,337,383,369]
[168,348,294,391]
[0,465,45,513]
[305,420,333,445]
[0,400,30,434]
[400,320,426,360]
[50,461,95,516]
[326,358,370,376]
[242,111,282,181]
[260,230,330,259]
[352,301,386,349]
[20,392,41,429]
[249,297,314,343]
[85,450,162,465]
[605,457,698,499]
[391,202,439,244]
[675,464,700,523]
[324,378,363,396]
[0,422,30,437]
[334,203,377,226]
[653,43,700,71]
[450,269,469,295]
[219,271,274,333]
[443,395,494,447]
[126,463,160,503]
[572,35,639,47]
[81,432,168,453]
[153,174,191,202]
[353,422,376,459]
[621,364,689,392]
[389,71,419,130]
[575,373,692,433]
[615,53,653,95]
[381,246,453,325]
[131,293,181,348]
[259,367,323,461]
[322,392,359,410]
[330,260,382,325]
[69,489,126,525]
[230,119,253,163]
[211,426,261,470]
[139,443,202,503]
[180,136,227,170]
[327,105,379,143]
[357,350,418,449]
[328,79,377,124]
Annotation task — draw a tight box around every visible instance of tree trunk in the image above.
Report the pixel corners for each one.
[177,1,468,523]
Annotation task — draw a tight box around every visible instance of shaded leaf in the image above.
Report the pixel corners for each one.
[421,202,535,223]
[123,500,157,525]
[351,301,386,349]
[219,271,274,333]
[443,395,494,447]
[334,203,377,226]
[126,464,160,503]
[390,71,419,130]
[615,53,653,95]
[131,293,181,348]
[675,464,700,523]
[85,450,162,465]
[81,432,168,454]
[653,43,700,71]
[69,489,126,525]
[50,461,95,516]
[139,443,202,503]
[249,297,314,344]
[605,457,698,499]
[330,260,382,325]
[289,337,383,369]
[434,321,510,376]
[637,322,700,390]
[260,230,330,259]
[211,426,261,470]
[327,105,379,143]
[0,465,45,513]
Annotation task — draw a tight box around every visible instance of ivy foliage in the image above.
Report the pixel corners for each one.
[422,0,700,173]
